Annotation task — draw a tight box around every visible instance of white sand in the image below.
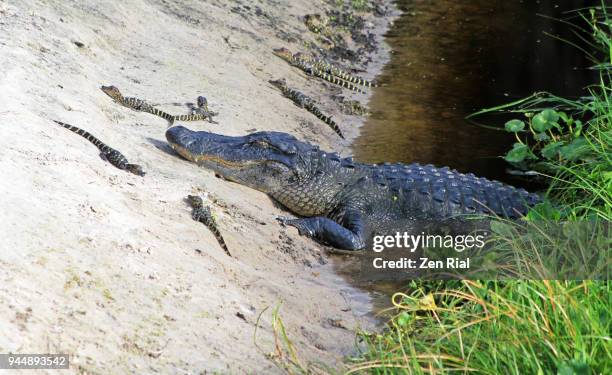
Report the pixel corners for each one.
[0,0,394,372]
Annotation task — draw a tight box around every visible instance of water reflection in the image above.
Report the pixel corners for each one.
[353,0,599,184]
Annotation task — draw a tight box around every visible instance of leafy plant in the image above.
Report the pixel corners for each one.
[501,108,593,166]
[467,4,612,219]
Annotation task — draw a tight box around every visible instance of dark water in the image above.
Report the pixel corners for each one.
[353,0,600,184]
[339,0,601,319]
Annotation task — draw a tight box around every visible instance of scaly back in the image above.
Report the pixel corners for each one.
[366,162,540,219]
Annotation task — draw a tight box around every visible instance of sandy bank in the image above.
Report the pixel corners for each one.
[0,0,396,373]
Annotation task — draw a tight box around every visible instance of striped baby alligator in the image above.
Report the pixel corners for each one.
[273,47,368,94]
[53,120,145,176]
[187,195,231,257]
[100,85,217,124]
[269,78,344,139]
[294,52,376,88]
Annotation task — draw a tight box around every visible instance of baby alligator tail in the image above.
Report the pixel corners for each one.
[303,102,344,139]
[312,60,375,88]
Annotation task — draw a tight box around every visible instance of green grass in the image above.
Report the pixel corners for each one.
[345,4,611,374]
[347,280,610,374]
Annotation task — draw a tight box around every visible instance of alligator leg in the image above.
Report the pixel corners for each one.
[277,211,366,250]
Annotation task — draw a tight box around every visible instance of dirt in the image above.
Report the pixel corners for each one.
[0,0,397,373]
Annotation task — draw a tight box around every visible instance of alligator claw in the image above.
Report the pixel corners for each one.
[276,216,293,227]
[276,217,314,237]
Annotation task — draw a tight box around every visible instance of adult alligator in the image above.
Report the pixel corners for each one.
[166,126,540,250]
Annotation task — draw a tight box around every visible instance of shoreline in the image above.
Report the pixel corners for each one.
[345,2,400,148]
[317,1,401,153]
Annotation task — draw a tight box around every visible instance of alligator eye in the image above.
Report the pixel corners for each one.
[249,140,269,148]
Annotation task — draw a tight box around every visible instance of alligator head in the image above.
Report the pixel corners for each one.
[166,126,315,193]
[100,85,123,102]
[268,78,288,90]
[272,47,294,62]
[196,96,208,109]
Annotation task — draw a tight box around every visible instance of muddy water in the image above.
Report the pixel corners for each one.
[336,0,599,320]
[353,0,599,183]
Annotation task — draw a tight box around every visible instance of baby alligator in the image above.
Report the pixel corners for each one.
[273,48,366,94]
[53,120,145,176]
[101,86,216,124]
[294,52,375,88]
[184,95,218,123]
[101,85,174,123]
[269,78,344,139]
[187,195,231,257]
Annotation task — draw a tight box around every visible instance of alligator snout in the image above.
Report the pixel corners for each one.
[166,125,196,148]
[165,126,247,163]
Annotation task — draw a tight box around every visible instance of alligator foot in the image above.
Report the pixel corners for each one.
[276,215,365,250]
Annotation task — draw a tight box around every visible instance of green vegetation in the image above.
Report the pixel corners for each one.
[344,4,611,374]
[470,87,611,220]
[348,280,609,374]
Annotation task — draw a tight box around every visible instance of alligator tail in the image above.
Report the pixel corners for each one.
[342,73,374,88]
[173,114,208,122]
[205,217,231,257]
[342,70,375,88]
[304,103,344,139]
[145,106,174,122]
[312,60,375,88]
[314,70,366,94]
[54,120,119,157]
[291,57,361,93]
[120,96,174,122]
[378,164,541,218]
[329,68,374,88]
[275,83,345,139]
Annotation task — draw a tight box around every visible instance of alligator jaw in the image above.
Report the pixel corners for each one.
[165,126,297,193]
[166,125,248,170]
